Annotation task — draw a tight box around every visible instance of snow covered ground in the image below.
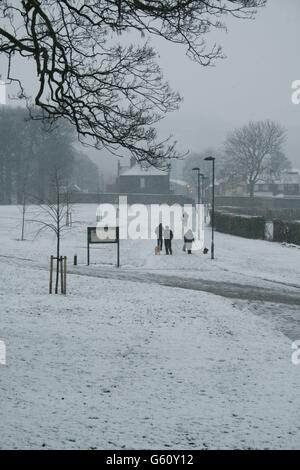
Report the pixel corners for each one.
[1,204,300,449]
[1,203,300,288]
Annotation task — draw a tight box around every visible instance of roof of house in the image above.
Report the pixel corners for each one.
[170,178,189,187]
[120,164,167,177]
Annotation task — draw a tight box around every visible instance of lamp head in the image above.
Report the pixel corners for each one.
[204,156,215,162]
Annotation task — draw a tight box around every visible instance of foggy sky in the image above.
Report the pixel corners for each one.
[1,0,299,179]
[155,0,300,169]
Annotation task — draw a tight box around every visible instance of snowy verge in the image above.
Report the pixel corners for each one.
[1,259,300,449]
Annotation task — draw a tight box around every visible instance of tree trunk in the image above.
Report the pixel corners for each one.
[55,232,60,294]
[249,181,255,198]
[55,187,60,294]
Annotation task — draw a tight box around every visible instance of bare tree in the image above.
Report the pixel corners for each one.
[183,148,221,184]
[0,0,266,167]
[223,120,286,197]
[268,150,291,180]
[31,169,73,294]
[0,106,77,204]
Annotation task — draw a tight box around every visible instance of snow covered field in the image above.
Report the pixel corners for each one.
[1,203,300,288]
[1,204,300,449]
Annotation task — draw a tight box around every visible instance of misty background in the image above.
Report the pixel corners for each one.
[0,0,299,185]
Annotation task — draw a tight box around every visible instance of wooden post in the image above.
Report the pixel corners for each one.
[117,239,120,268]
[64,256,67,295]
[60,256,64,294]
[49,256,54,294]
[87,229,90,265]
[117,227,120,268]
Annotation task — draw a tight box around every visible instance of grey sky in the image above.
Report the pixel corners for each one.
[154,0,300,165]
[1,0,299,179]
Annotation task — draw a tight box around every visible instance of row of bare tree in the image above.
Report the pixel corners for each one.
[0,107,100,205]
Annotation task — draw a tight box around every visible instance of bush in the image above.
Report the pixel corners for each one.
[214,211,265,239]
[217,205,300,221]
[273,220,300,244]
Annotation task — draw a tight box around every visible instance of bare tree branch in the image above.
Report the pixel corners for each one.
[0,0,266,166]
[223,120,286,197]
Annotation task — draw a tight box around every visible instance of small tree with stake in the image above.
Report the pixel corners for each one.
[31,168,73,294]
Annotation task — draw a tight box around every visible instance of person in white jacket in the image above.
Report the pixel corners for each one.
[184,229,194,254]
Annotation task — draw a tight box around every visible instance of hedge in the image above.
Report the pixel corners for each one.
[217,205,300,221]
[273,219,300,245]
[214,211,266,240]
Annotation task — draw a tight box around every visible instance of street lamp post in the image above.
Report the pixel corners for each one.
[192,167,201,205]
[204,156,216,260]
[202,175,209,223]
[192,168,205,204]
[192,167,205,242]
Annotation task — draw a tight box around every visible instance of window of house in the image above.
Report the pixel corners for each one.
[140,177,145,189]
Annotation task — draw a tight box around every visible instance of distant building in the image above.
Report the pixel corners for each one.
[254,170,300,196]
[170,178,194,198]
[103,158,194,205]
[60,183,82,193]
[215,170,300,197]
[216,179,247,196]
[118,164,170,194]
[108,157,170,194]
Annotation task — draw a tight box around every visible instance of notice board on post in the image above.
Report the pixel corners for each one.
[87,226,120,267]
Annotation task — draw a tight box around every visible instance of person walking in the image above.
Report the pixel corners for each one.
[155,223,163,251]
[184,229,194,254]
[163,225,173,255]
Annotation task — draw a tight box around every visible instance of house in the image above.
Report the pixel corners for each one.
[118,165,170,194]
[254,170,300,196]
[104,158,194,204]
[215,169,300,197]
[280,170,300,195]
[169,178,194,198]
[113,158,170,194]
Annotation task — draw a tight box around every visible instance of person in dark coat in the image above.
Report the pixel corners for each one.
[163,225,173,255]
[155,223,163,251]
